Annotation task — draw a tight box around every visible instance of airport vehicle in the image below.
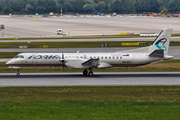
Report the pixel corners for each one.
[161,8,167,17]
[57,29,63,35]
[151,13,157,16]
[172,14,180,17]
[6,28,174,77]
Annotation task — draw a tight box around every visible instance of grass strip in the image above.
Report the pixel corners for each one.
[0,101,180,120]
[1,59,180,73]
[1,86,180,102]
[0,34,180,40]
[0,86,180,119]
[0,35,142,40]
[1,41,180,49]
[0,52,20,58]
[0,41,152,48]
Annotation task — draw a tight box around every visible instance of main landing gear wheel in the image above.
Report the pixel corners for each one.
[17,68,20,76]
[83,69,94,77]
[88,71,93,77]
[83,69,88,76]
[88,68,94,77]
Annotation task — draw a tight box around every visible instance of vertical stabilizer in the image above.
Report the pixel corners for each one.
[149,28,172,55]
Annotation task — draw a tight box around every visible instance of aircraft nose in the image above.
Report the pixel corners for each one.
[6,60,13,66]
[6,61,10,66]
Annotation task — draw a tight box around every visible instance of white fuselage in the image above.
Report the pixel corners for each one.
[6,52,163,69]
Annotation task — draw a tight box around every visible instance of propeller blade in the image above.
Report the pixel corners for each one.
[62,50,65,71]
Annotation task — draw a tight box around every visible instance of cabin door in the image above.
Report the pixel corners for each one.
[32,54,37,65]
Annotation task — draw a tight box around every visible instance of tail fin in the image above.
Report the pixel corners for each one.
[149,28,172,55]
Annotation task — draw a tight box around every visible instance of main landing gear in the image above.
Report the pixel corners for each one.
[83,69,94,77]
[17,68,20,76]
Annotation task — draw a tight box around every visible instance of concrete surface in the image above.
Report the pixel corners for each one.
[0,72,180,86]
[1,16,180,38]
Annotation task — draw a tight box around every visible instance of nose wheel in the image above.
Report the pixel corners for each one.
[17,68,20,76]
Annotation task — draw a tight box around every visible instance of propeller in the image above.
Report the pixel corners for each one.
[60,49,65,71]
[62,51,65,71]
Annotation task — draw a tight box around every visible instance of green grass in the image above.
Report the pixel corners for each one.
[0,101,180,120]
[1,86,180,102]
[160,59,180,63]
[0,41,180,49]
[0,34,180,40]
[0,34,141,40]
[0,41,151,48]
[1,41,180,48]
[0,52,20,58]
[0,86,180,120]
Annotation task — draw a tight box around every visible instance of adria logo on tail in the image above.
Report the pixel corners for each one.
[155,38,167,51]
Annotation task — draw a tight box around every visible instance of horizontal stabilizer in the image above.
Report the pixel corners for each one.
[149,49,164,58]
[82,58,99,67]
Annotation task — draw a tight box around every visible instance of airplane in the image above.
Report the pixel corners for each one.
[6,28,174,77]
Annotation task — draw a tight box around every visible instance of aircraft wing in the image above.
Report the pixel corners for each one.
[82,58,99,67]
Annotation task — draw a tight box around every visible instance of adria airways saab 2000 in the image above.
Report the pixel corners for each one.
[6,28,174,77]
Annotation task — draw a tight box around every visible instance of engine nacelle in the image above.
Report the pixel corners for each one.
[65,58,92,69]
[97,62,112,68]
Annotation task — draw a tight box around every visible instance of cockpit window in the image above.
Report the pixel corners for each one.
[14,55,24,59]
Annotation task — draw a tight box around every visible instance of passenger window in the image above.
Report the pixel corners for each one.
[109,57,111,59]
[113,57,115,59]
[105,57,107,59]
[101,57,103,59]
[116,57,118,59]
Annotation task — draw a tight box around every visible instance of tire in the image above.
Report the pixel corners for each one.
[17,73,20,76]
[83,71,88,76]
[88,72,93,77]
[83,70,88,76]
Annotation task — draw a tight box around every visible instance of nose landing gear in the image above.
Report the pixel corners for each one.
[17,68,20,76]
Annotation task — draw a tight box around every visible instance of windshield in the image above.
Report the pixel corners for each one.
[14,55,24,59]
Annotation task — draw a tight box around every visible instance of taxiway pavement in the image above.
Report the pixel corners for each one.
[1,16,180,37]
[0,72,180,87]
